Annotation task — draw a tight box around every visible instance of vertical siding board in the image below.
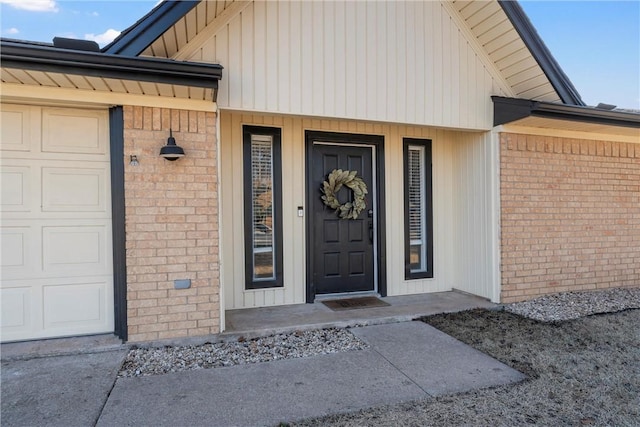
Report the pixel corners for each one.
[423,1,434,124]
[432,3,443,125]
[253,1,267,110]
[441,10,452,126]
[291,116,305,304]
[300,2,313,115]
[404,2,416,124]
[385,1,397,121]
[365,2,377,120]
[375,1,387,121]
[414,1,426,126]
[240,6,254,108]
[266,1,279,112]
[344,1,357,118]
[228,17,243,108]
[476,56,485,129]
[395,2,407,121]
[355,1,367,119]
[205,33,217,64]
[232,112,245,308]
[277,1,290,112]
[281,116,295,305]
[323,0,336,116]
[312,1,324,116]
[386,124,401,292]
[459,38,469,129]
[468,49,477,128]
[450,23,460,126]
[485,72,494,127]
[334,1,347,118]
[289,1,302,114]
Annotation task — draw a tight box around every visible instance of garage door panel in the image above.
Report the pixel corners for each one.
[43,280,111,329]
[42,108,107,155]
[0,166,31,212]
[42,166,109,213]
[1,225,32,270]
[1,287,33,331]
[43,224,111,276]
[0,105,32,152]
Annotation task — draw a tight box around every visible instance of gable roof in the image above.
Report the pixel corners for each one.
[109,0,585,106]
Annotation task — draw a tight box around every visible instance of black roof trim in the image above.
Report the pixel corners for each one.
[499,1,585,106]
[102,1,198,56]
[492,96,640,128]
[1,39,222,91]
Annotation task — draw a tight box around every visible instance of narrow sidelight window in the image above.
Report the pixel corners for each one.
[403,138,433,279]
[243,126,283,289]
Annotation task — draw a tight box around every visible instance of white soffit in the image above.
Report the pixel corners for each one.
[452,0,561,103]
[508,116,640,139]
[1,67,215,101]
[141,0,247,59]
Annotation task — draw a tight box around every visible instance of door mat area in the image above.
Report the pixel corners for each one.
[322,296,390,311]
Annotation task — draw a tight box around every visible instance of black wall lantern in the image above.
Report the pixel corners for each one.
[159,129,185,161]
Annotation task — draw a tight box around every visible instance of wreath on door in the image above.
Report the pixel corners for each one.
[321,169,368,220]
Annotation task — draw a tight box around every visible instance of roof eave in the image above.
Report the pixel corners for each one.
[102,1,199,56]
[499,1,585,106]
[492,96,640,128]
[1,39,222,92]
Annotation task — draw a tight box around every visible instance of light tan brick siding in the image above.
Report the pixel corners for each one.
[500,133,640,303]
[123,106,220,341]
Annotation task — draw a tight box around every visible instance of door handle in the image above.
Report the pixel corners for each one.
[368,210,374,243]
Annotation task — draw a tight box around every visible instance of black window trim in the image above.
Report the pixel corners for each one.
[403,137,434,280]
[242,125,284,289]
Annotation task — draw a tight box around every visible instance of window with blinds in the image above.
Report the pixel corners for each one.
[243,126,283,289]
[408,146,426,272]
[250,135,275,280]
[403,138,433,279]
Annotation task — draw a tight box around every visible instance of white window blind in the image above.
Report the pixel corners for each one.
[408,145,427,272]
[250,135,275,280]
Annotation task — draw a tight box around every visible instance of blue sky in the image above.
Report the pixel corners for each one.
[1,0,638,109]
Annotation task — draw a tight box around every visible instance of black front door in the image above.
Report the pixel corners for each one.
[307,138,375,296]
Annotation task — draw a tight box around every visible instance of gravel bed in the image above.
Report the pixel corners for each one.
[503,287,640,321]
[119,328,367,377]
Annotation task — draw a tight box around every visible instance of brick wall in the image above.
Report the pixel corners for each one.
[123,106,220,341]
[500,133,640,303]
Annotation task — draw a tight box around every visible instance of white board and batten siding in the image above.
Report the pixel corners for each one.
[220,111,498,309]
[192,1,512,130]
[1,104,114,342]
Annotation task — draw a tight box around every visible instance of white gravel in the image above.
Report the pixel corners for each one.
[119,328,367,377]
[120,287,639,378]
[504,287,640,322]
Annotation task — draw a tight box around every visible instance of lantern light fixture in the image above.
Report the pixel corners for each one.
[159,129,185,161]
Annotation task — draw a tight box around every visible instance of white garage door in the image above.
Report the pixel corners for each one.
[1,104,114,342]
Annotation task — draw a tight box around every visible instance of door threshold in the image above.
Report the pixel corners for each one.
[314,291,380,302]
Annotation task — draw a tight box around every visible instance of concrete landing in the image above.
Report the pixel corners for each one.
[225,290,496,339]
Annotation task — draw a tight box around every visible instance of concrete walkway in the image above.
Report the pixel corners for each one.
[2,321,524,427]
